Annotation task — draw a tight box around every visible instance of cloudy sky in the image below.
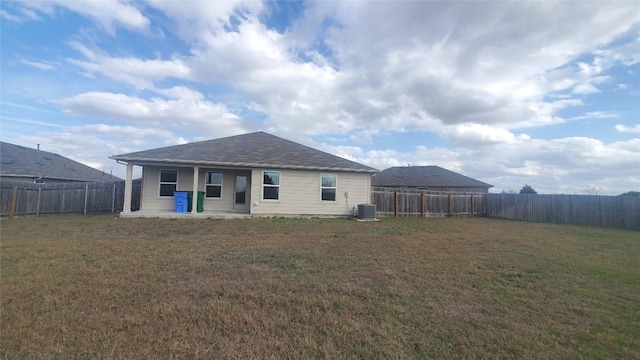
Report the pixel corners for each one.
[1,0,638,194]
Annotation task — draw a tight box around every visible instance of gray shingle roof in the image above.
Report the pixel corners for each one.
[0,142,121,182]
[111,131,378,173]
[372,166,492,188]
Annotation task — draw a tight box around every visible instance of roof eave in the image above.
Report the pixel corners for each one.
[110,156,378,173]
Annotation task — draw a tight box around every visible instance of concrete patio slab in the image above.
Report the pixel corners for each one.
[119,210,252,219]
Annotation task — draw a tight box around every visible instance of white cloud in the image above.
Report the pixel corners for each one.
[146,0,264,40]
[0,5,41,22]
[165,137,189,146]
[20,59,55,71]
[181,0,636,136]
[20,8,41,21]
[572,82,601,95]
[57,90,247,138]
[350,136,640,195]
[440,124,531,146]
[18,131,129,175]
[3,1,639,195]
[67,41,97,60]
[577,57,606,76]
[1,115,65,128]
[596,36,640,66]
[66,41,190,89]
[13,127,211,180]
[49,1,638,140]
[615,124,640,133]
[0,9,23,22]
[154,86,204,102]
[19,0,150,35]
[568,111,619,121]
[69,124,174,139]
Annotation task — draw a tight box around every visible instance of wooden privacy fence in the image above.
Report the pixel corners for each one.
[370,190,639,230]
[485,193,640,230]
[371,190,485,217]
[0,180,140,218]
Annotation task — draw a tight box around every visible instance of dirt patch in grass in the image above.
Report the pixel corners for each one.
[1,215,639,358]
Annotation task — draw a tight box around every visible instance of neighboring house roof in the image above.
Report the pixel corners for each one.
[372,166,492,189]
[111,131,378,173]
[0,141,121,182]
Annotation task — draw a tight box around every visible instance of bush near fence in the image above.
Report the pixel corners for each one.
[0,180,141,217]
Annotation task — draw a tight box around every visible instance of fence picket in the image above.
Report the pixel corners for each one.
[485,193,639,230]
[370,189,639,230]
[0,180,141,217]
[3,182,638,229]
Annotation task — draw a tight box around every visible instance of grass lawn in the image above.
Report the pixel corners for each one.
[1,215,639,359]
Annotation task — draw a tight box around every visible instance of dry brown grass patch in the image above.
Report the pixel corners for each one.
[1,215,639,358]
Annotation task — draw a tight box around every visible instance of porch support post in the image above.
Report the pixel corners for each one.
[191,166,199,214]
[123,163,133,213]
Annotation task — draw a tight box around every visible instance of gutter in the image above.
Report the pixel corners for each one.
[109,157,379,173]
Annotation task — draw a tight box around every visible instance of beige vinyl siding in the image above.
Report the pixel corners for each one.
[200,170,236,212]
[250,169,370,216]
[141,166,244,212]
[141,167,186,211]
[209,170,251,212]
[140,165,368,215]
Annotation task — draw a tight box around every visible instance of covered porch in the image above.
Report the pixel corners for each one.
[121,163,253,216]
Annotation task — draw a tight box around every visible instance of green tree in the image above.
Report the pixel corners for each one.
[619,191,640,196]
[519,184,537,194]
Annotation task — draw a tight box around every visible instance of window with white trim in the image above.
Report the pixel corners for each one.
[205,172,222,198]
[321,174,337,201]
[159,170,177,197]
[262,171,280,200]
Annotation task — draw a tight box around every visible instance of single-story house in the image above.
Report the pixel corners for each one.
[372,166,492,194]
[0,141,120,184]
[110,132,378,217]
